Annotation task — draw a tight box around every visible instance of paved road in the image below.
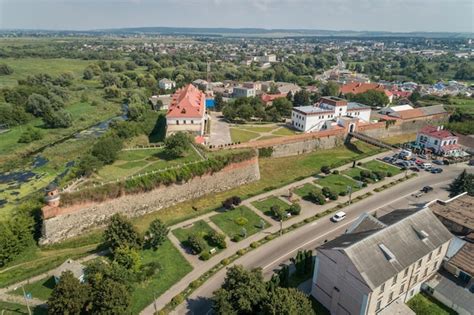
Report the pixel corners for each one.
[208,112,231,146]
[172,164,471,315]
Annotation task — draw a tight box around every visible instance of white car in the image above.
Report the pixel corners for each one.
[331,211,346,222]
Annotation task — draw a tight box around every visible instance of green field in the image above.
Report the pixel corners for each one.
[407,293,457,315]
[10,276,55,301]
[251,196,291,217]
[210,206,268,240]
[362,160,401,175]
[172,220,221,254]
[342,167,365,179]
[229,124,298,143]
[230,128,260,143]
[316,174,360,194]
[0,301,47,315]
[293,183,322,198]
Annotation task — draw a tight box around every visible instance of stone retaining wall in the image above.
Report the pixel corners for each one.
[40,157,260,244]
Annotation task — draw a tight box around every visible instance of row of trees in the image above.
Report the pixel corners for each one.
[222,96,293,122]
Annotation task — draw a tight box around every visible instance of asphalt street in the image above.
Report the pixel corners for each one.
[172,163,471,315]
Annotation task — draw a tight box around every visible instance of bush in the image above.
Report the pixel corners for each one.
[18,127,43,143]
[308,191,325,205]
[208,231,226,249]
[232,196,242,206]
[0,64,14,75]
[387,172,393,177]
[265,235,274,241]
[232,235,242,242]
[171,294,184,306]
[164,132,193,158]
[190,279,201,288]
[250,242,259,248]
[258,147,273,157]
[271,205,286,220]
[234,217,248,226]
[200,252,211,261]
[357,162,362,166]
[237,249,245,256]
[92,134,123,164]
[362,182,368,187]
[289,203,301,215]
[332,170,339,175]
[320,165,331,174]
[221,258,230,265]
[187,234,206,255]
[222,198,234,210]
[339,191,347,196]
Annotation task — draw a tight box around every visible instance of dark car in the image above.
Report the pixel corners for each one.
[433,160,444,165]
[422,186,433,193]
[409,166,420,172]
[431,168,443,174]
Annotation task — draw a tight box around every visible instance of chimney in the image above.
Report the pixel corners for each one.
[440,125,444,130]
[437,126,441,131]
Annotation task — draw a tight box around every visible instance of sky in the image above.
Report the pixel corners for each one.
[0,0,472,33]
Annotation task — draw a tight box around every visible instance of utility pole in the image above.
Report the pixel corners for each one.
[280,219,283,236]
[21,285,31,315]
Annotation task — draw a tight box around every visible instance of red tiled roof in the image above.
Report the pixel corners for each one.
[396,108,425,120]
[261,93,287,103]
[166,84,205,119]
[420,125,457,139]
[440,144,461,150]
[340,83,388,96]
[391,90,412,98]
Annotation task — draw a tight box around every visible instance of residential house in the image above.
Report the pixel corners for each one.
[291,96,371,132]
[148,95,170,111]
[233,86,256,98]
[416,125,462,156]
[429,193,473,236]
[311,207,453,315]
[260,93,287,106]
[166,84,207,136]
[53,259,85,284]
[158,78,176,90]
[340,82,393,103]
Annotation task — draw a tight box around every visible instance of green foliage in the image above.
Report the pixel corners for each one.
[91,133,123,165]
[47,271,88,315]
[164,131,193,157]
[200,252,211,261]
[307,191,326,205]
[277,265,290,288]
[293,89,311,106]
[83,68,94,80]
[258,147,273,158]
[90,279,131,315]
[291,250,313,277]
[103,214,143,252]
[42,109,72,128]
[271,205,286,221]
[214,92,225,111]
[320,165,331,174]
[0,63,14,75]
[321,81,340,96]
[263,287,315,315]
[26,93,51,117]
[0,211,35,267]
[0,103,32,126]
[145,219,169,250]
[288,203,301,216]
[222,96,288,122]
[271,97,293,117]
[346,90,390,107]
[448,169,474,197]
[104,85,121,99]
[213,265,268,315]
[77,154,104,176]
[113,246,142,273]
[187,234,206,254]
[18,126,43,143]
[207,230,227,249]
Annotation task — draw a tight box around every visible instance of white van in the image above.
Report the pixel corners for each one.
[422,163,432,169]
[331,211,346,222]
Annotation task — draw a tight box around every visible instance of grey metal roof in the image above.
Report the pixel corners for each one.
[293,106,331,114]
[53,259,85,280]
[321,207,453,289]
[419,104,446,116]
[347,102,370,110]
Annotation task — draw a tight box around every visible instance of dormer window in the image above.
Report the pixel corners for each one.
[379,244,396,262]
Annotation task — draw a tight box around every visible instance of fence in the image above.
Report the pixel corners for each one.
[121,143,164,151]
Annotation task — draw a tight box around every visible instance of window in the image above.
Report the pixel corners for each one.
[388,292,394,302]
[380,283,385,293]
[392,275,397,286]
[176,120,179,125]
[183,120,186,124]
[428,252,432,261]
[433,262,438,271]
[376,299,382,311]
[413,275,418,283]
[423,268,428,277]
[438,246,442,255]
[191,120,194,124]
[404,268,409,277]
[400,284,405,294]
[434,140,438,145]
[417,259,422,268]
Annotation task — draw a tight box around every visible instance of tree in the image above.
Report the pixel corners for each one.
[187,234,206,254]
[77,154,103,176]
[83,68,94,80]
[208,230,227,249]
[448,170,474,197]
[321,81,340,96]
[47,271,88,315]
[272,98,293,117]
[164,132,192,157]
[263,287,315,315]
[213,265,267,314]
[127,102,147,121]
[271,205,286,221]
[113,246,142,273]
[320,165,331,174]
[145,219,169,250]
[90,279,131,315]
[42,109,73,128]
[214,92,225,111]
[346,90,390,107]
[0,223,19,267]
[293,90,310,107]
[103,214,142,252]
[0,64,14,75]
[91,134,123,164]
[26,93,51,117]
[100,73,121,88]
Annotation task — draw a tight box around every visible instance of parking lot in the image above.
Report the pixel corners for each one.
[379,149,448,175]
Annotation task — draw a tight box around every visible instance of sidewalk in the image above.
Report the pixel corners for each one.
[141,151,411,314]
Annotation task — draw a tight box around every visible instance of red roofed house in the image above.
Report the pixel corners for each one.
[260,93,287,106]
[416,125,461,156]
[166,84,207,136]
[340,82,393,103]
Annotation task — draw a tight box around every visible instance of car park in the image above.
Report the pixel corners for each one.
[409,166,420,172]
[419,154,428,160]
[331,211,346,222]
[433,160,444,165]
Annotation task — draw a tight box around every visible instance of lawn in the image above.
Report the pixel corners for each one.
[210,206,268,240]
[230,128,260,143]
[239,125,278,133]
[293,183,322,198]
[251,196,291,217]
[362,160,401,175]
[172,220,222,254]
[10,276,55,301]
[407,293,457,315]
[316,174,360,194]
[0,301,47,315]
[342,167,365,179]
[271,127,299,136]
[129,240,193,314]
[95,147,202,182]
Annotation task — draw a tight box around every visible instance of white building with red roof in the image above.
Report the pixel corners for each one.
[166,84,207,137]
[416,125,461,156]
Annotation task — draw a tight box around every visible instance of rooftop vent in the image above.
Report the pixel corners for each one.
[414,227,429,240]
[379,243,397,262]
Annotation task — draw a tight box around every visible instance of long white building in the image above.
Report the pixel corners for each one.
[291,97,371,133]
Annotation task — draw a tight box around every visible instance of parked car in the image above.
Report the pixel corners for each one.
[419,154,428,160]
[412,191,424,198]
[431,168,443,174]
[409,166,420,172]
[421,163,432,169]
[422,186,433,193]
[382,157,391,162]
[433,160,444,165]
[331,211,346,222]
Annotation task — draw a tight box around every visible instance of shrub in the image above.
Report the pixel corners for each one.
[222,198,234,210]
[237,249,245,256]
[221,258,230,265]
[308,191,325,205]
[0,64,14,75]
[271,205,286,220]
[339,191,347,196]
[190,279,201,288]
[208,231,226,249]
[258,147,273,157]
[320,165,331,174]
[332,170,339,175]
[289,203,301,215]
[250,242,259,248]
[200,252,211,261]
[234,217,248,226]
[232,235,242,242]
[18,127,43,143]
[187,234,205,254]
[232,196,242,206]
[357,162,362,166]
[171,294,184,306]
[265,235,274,241]
[387,172,393,177]
[362,182,368,187]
